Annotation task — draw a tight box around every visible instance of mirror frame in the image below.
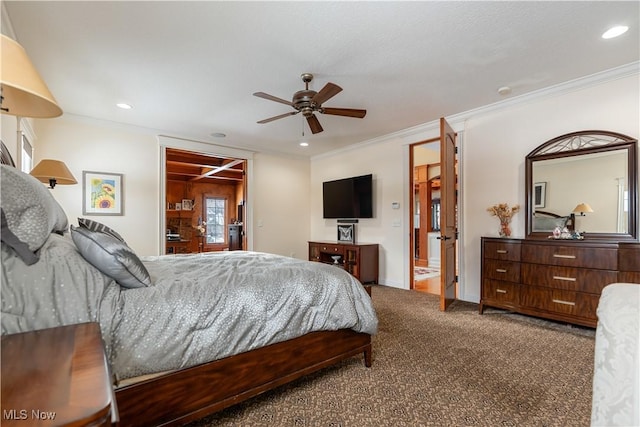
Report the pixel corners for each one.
[525,130,638,241]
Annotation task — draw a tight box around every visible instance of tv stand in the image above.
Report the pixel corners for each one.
[308,241,379,284]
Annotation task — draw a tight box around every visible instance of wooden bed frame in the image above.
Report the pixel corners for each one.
[115,329,372,426]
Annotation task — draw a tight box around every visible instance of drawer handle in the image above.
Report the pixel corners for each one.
[496,250,508,254]
[496,289,507,294]
[552,299,576,306]
[553,254,576,259]
[552,275,577,282]
[495,268,507,273]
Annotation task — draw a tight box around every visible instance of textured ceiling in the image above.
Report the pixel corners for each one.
[4,1,639,157]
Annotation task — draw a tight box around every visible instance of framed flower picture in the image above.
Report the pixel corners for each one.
[83,171,123,215]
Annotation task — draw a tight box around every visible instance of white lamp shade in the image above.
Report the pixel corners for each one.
[1,35,62,118]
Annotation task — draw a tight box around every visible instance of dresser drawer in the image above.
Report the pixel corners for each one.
[318,244,344,254]
[522,244,617,270]
[619,272,640,283]
[619,246,640,272]
[521,264,618,294]
[520,286,599,320]
[483,241,521,261]
[482,280,520,305]
[483,259,521,283]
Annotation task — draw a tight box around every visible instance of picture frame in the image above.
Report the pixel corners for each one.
[182,199,193,211]
[534,182,546,208]
[82,171,123,216]
[337,224,355,244]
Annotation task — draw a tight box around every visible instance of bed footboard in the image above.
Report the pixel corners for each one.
[115,329,372,426]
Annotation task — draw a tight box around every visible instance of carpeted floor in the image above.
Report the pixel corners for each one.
[187,285,595,426]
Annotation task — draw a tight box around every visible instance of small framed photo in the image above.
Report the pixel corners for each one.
[83,171,123,216]
[175,203,181,211]
[182,199,193,211]
[534,182,547,208]
[337,224,355,244]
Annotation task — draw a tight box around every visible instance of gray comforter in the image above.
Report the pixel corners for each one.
[1,233,378,381]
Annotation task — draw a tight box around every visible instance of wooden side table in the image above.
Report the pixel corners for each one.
[1,323,118,426]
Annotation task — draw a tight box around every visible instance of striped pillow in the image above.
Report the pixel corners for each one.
[77,218,126,244]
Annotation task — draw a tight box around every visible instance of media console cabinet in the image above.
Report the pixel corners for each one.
[480,237,640,328]
[309,241,379,284]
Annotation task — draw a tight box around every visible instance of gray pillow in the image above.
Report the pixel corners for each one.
[533,216,569,232]
[77,217,126,244]
[70,225,152,289]
[0,165,68,264]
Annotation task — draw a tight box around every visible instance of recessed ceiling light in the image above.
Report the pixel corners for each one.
[299,142,309,147]
[116,103,133,110]
[211,132,226,138]
[497,86,512,96]
[602,25,629,39]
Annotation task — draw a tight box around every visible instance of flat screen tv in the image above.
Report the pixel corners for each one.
[323,174,373,219]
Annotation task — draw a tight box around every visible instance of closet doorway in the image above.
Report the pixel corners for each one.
[164,148,247,255]
[409,118,458,310]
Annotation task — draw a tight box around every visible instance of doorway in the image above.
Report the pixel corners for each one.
[164,147,247,255]
[410,138,442,294]
[409,121,458,306]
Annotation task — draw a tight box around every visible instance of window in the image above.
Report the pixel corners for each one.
[205,197,226,244]
[20,133,33,173]
[431,199,441,231]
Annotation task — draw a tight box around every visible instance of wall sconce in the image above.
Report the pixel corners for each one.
[0,35,62,118]
[572,203,594,216]
[30,159,77,189]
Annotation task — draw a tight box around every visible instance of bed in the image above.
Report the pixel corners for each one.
[532,210,575,232]
[591,283,640,427]
[0,164,378,426]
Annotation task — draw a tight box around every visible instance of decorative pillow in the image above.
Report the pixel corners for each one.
[77,217,126,244]
[0,165,69,264]
[533,216,569,232]
[70,225,152,289]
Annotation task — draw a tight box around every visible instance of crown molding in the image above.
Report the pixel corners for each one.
[312,61,639,161]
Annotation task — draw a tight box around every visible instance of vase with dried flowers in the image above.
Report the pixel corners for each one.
[487,203,520,237]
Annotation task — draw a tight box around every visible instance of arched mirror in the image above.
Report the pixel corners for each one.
[525,130,638,241]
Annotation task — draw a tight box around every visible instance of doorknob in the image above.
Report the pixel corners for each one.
[437,235,451,241]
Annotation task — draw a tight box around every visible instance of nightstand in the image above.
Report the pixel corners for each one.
[1,322,118,426]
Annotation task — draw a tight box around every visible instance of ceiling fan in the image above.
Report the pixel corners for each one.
[253,73,366,134]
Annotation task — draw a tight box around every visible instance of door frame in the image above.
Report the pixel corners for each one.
[158,135,254,255]
[408,120,461,310]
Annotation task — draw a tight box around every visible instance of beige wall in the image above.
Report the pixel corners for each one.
[311,72,639,302]
[31,116,311,259]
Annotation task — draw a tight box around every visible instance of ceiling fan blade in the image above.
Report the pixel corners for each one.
[306,114,324,134]
[253,92,293,106]
[321,107,367,118]
[257,111,298,124]
[312,82,342,105]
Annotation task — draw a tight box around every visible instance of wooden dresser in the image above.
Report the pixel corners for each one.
[480,237,640,328]
[309,241,379,284]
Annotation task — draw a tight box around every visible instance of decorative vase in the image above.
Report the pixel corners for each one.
[499,221,511,237]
